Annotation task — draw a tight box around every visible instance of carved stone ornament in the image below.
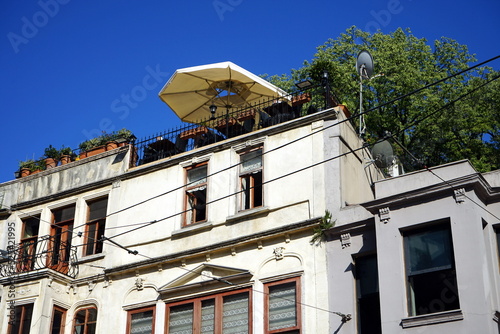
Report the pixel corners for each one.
[273,247,285,260]
[135,277,144,291]
[454,188,466,203]
[379,207,390,224]
[341,233,351,249]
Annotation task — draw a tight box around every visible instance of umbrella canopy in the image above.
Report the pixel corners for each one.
[158,61,288,123]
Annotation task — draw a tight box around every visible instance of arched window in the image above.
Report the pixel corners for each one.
[73,306,97,334]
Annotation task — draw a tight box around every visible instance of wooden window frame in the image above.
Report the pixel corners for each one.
[264,277,301,334]
[49,205,75,273]
[17,216,40,272]
[183,162,208,226]
[126,306,156,334]
[239,147,263,211]
[165,287,252,334]
[8,303,34,334]
[50,306,66,334]
[84,197,108,256]
[72,306,97,334]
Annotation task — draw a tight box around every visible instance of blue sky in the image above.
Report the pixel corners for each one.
[1,0,499,184]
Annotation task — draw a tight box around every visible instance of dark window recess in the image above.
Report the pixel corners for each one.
[404,224,460,316]
[8,304,34,334]
[240,148,263,210]
[356,254,382,334]
[85,197,108,256]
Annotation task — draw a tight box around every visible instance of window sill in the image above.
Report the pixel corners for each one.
[401,309,463,328]
[226,206,270,224]
[172,221,213,238]
[75,252,106,265]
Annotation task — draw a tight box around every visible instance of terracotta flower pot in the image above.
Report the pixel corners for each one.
[79,145,106,159]
[179,126,209,140]
[45,158,58,169]
[292,92,311,106]
[20,168,30,177]
[60,155,72,165]
[106,141,118,151]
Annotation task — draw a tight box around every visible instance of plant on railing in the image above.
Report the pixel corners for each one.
[43,145,61,169]
[59,146,75,165]
[18,159,35,177]
[310,210,335,244]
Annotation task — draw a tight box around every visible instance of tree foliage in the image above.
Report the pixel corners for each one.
[265,26,500,172]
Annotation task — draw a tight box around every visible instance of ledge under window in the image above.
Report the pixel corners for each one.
[226,206,270,224]
[75,252,106,265]
[401,309,463,328]
[172,221,213,238]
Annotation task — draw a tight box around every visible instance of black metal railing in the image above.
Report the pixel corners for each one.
[0,235,78,279]
[133,85,337,167]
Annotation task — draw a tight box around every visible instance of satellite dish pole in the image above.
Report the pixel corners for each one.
[356,51,374,137]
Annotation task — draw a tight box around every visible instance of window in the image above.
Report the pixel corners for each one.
[50,205,75,274]
[127,306,155,334]
[239,148,263,211]
[166,288,251,333]
[264,277,301,333]
[8,304,33,334]
[404,223,460,316]
[18,216,40,272]
[50,306,66,334]
[73,307,97,334]
[355,254,381,334]
[84,197,108,256]
[184,163,208,225]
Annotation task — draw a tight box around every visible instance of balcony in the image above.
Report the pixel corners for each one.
[0,234,79,279]
[133,85,338,166]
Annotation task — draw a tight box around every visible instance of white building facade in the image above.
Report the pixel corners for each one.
[0,102,379,333]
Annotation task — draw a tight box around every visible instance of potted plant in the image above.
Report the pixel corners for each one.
[43,145,60,169]
[59,146,74,165]
[30,159,46,174]
[114,128,135,146]
[78,137,105,159]
[18,159,35,177]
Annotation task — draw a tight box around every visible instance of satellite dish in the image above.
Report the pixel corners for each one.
[371,140,394,168]
[356,50,374,79]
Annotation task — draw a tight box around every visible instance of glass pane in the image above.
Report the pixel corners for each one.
[356,256,379,297]
[201,299,215,334]
[222,293,249,334]
[269,283,296,331]
[74,325,84,334]
[241,149,262,173]
[130,310,153,334]
[87,323,97,334]
[406,226,453,275]
[74,310,86,324]
[168,304,193,334]
[86,223,97,256]
[51,309,63,334]
[22,217,40,238]
[187,165,207,186]
[53,205,75,223]
[87,308,97,322]
[88,198,108,221]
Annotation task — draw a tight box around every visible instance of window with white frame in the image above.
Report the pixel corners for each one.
[184,163,208,226]
[239,148,263,211]
[403,223,460,316]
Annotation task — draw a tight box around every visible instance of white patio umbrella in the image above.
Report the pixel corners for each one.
[158,61,288,123]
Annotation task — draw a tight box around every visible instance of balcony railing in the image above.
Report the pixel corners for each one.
[133,85,337,167]
[0,235,78,279]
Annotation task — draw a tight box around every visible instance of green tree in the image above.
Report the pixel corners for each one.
[266,26,500,172]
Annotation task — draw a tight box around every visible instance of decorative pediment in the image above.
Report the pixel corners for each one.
[159,263,252,294]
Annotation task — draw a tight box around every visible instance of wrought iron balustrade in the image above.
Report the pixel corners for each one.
[0,234,78,279]
[133,85,337,167]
